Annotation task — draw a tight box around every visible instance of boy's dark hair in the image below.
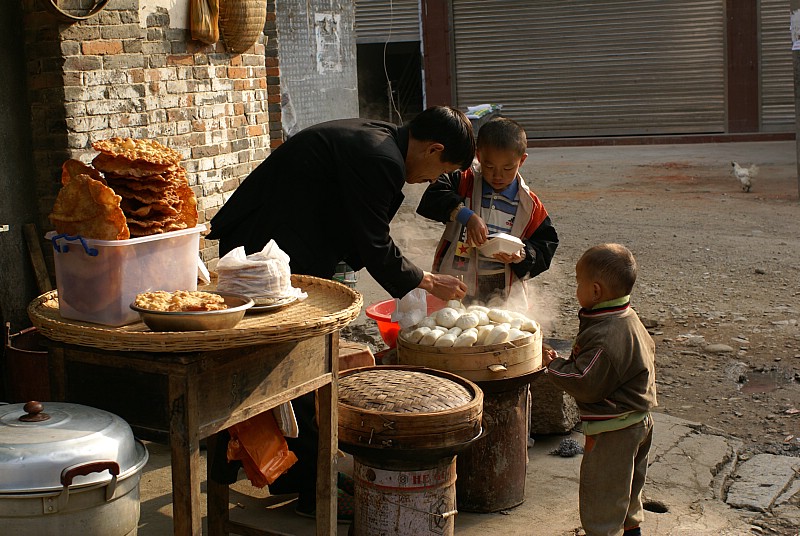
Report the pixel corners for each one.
[477,117,527,156]
[579,243,638,297]
[408,106,476,170]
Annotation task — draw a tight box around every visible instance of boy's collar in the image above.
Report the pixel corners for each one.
[481,177,519,197]
[591,295,630,310]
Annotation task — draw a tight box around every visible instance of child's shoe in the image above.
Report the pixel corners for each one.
[623,527,641,536]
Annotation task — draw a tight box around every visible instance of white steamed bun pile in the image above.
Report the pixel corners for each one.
[399,300,539,348]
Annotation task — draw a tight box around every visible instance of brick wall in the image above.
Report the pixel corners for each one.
[22,0,280,269]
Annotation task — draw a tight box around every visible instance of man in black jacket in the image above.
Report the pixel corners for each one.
[206,106,476,518]
[207,106,475,302]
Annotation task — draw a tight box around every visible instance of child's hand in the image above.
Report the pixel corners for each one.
[493,248,525,264]
[542,348,558,366]
[465,214,488,246]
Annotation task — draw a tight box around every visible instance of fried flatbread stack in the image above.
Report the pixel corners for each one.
[91,138,198,237]
[49,173,130,240]
[48,138,199,240]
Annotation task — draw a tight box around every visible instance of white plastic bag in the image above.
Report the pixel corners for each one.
[216,240,307,304]
[272,402,299,439]
[391,288,427,329]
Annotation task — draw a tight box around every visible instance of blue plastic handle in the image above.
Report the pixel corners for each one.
[50,234,99,256]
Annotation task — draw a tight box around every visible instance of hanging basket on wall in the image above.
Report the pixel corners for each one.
[219,0,267,54]
[44,0,109,22]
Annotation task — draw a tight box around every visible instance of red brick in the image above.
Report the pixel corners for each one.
[227,66,247,78]
[247,125,265,136]
[338,341,376,371]
[129,68,145,83]
[167,54,194,66]
[81,40,123,55]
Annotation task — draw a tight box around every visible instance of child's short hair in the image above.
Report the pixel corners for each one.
[579,243,638,297]
[476,117,527,156]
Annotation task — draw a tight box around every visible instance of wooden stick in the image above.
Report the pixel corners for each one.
[23,223,53,294]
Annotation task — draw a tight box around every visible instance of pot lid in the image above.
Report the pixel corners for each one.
[0,401,146,493]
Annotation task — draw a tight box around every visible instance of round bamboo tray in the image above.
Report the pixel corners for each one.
[396,327,542,382]
[338,365,483,451]
[27,275,362,352]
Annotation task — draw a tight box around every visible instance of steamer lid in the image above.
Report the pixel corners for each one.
[339,369,473,413]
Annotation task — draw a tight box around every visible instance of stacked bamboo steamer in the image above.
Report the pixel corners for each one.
[396,301,543,382]
[338,366,483,452]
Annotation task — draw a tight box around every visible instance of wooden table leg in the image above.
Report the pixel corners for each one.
[315,334,338,535]
[169,373,203,536]
[206,432,230,535]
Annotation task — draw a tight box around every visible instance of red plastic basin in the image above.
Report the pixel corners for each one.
[365,294,446,348]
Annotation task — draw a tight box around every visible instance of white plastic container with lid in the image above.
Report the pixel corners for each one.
[46,224,205,326]
[478,233,524,257]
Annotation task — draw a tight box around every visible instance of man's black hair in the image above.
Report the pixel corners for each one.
[407,106,476,170]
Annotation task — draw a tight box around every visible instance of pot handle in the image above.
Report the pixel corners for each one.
[61,460,120,501]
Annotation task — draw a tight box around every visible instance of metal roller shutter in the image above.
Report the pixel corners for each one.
[355,0,421,44]
[760,0,795,132]
[452,0,726,138]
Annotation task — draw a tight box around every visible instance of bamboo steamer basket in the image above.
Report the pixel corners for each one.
[338,366,483,452]
[397,327,542,382]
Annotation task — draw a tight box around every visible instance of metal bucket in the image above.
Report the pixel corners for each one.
[3,324,51,403]
[333,261,358,288]
[456,380,531,512]
[353,455,457,536]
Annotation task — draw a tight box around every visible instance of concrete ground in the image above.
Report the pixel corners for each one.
[137,412,799,535]
[136,140,800,535]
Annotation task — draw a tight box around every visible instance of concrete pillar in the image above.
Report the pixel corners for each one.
[792,2,800,199]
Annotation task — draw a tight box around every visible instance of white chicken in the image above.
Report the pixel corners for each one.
[731,161,758,193]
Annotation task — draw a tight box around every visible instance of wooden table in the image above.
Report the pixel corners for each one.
[28,276,361,536]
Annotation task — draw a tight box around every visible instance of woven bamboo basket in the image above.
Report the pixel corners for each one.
[27,275,362,353]
[219,0,266,54]
[338,365,483,451]
[396,327,542,382]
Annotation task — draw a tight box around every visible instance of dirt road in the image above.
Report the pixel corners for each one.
[353,139,800,460]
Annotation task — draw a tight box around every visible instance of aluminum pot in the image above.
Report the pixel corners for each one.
[0,401,149,536]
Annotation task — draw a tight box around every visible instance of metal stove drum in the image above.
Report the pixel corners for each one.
[338,365,483,535]
[397,327,543,512]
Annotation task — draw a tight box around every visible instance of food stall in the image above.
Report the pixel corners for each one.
[28,274,361,536]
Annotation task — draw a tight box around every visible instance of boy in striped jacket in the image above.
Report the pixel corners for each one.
[416,116,558,305]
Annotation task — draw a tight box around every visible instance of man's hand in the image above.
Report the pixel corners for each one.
[418,272,468,301]
[465,214,488,246]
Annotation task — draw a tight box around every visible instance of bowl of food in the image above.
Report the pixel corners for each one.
[130,290,254,331]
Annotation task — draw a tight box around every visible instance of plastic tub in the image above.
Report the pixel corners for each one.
[47,225,205,326]
[365,294,446,348]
